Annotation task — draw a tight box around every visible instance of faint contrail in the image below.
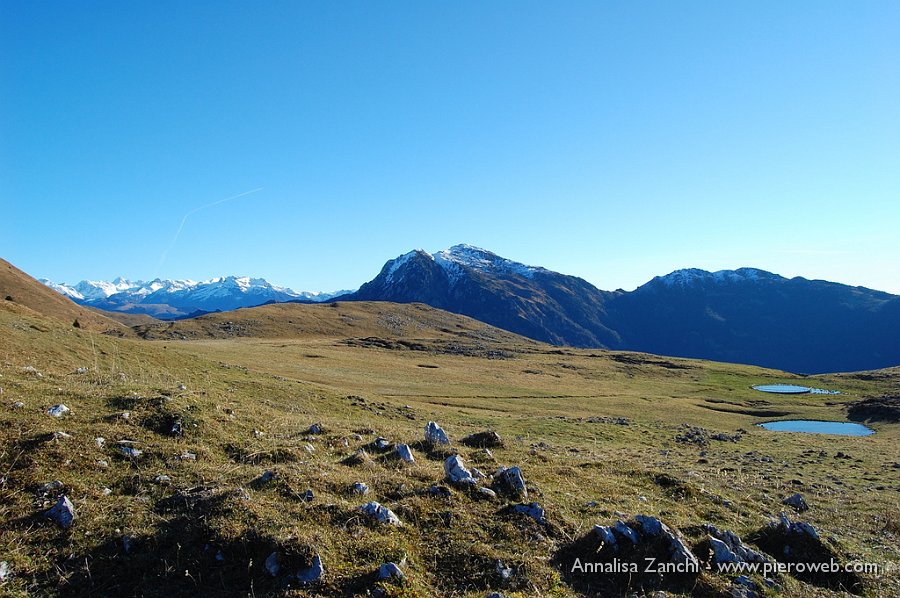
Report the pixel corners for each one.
[155,187,264,276]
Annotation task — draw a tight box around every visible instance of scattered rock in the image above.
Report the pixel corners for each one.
[428,484,452,498]
[52,431,72,440]
[300,489,314,502]
[374,436,391,450]
[478,487,497,499]
[254,470,277,485]
[511,502,546,524]
[350,482,369,496]
[395,443,415,463]
[170,420,183,436]
[308,423,324,435]
[44,495,76,528]
[11,401,24,409]
[461,430,503,448]
[377,562,404,581]
[119,446,143,458]
[95,437,105,448]
[179,451,197,461]
[425,421,450,445]
[703,525,771,564]
[360,501,402,526]
[492,466,527,499]
[38,480,64,494]
[297,555,325,584]
[177,384,187,391]
[154,474,171,485]
[46,404,70,417]
[0,560,10,583]
[783,493,809,512]
[444,455,476,485]
[303,443,315,454]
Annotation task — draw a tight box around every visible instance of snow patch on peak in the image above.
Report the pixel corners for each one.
[384,249,433,283]
[434,244,542,280]
[657,267,781,287]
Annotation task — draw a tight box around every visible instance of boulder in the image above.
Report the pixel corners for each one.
[425,421,450,445]
[350,482,370,496]
[297,555,324,584]
[492,466,527,499]
[360,501,402,526]
[704,524,770,564]
[511,502,546,524]
[45,495,76,528]
[395,443,415,463]
[377,562,404,581]
[47,404,70,417]
[461,430,503,448]
[444,455,476,485]
[782,493,809,512]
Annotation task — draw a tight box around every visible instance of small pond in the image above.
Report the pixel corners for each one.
[752,384,840,395]
[758,420,874,436]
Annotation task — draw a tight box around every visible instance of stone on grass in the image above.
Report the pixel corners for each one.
[425,421,450,445]
[74,367,88,374]
[297,555,325,584]
[0,560,10,583]
[95,437,105,448]
[429,484,452,498]
[45,495,76,528]
[360,501,402,526]
[635,515,698,567]
[177,384,187,391]
[478,487,497,499]
[444,455,476,485]
[119,446,143,458]
[377,562,404,581]
[255,470,277,484]
[12,401,25,409]
[350,482,370,496]
[47,404,70,417]
[301,489,314,502]
[303,443,316,454]
[492,466,527,499]
[395,443,415,463]
[461,430,503,448]
[154,474,171,485]
[308,423,324,435]
[782,493,809,512]
[512,502,546,524]
[38,480,64,494]
[704,525,770,564]
[374,437,391,450]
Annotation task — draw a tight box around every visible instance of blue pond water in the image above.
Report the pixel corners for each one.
[752,384,840,395]
[758,420,874,436]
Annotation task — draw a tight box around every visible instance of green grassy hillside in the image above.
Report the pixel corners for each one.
[1,294,897,597]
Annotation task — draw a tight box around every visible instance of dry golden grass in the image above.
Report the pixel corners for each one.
[1,293,898,597]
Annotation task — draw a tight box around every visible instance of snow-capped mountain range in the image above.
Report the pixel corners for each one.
[38,243,900,373]
[40,276,349,319]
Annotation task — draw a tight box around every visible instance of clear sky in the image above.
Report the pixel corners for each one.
[2,2,899,294]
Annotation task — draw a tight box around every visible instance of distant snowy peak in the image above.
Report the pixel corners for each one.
[382,244,544,285]
[40,275,350,318]
[651,267,784,288]
[434,244,544,279]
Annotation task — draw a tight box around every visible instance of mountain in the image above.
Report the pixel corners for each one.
[607,267,900,374]
[343,245,900,373]
[40,276,350,319]
[346,245,622,347]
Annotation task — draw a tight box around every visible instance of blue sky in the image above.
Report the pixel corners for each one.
[2,2,899,293]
